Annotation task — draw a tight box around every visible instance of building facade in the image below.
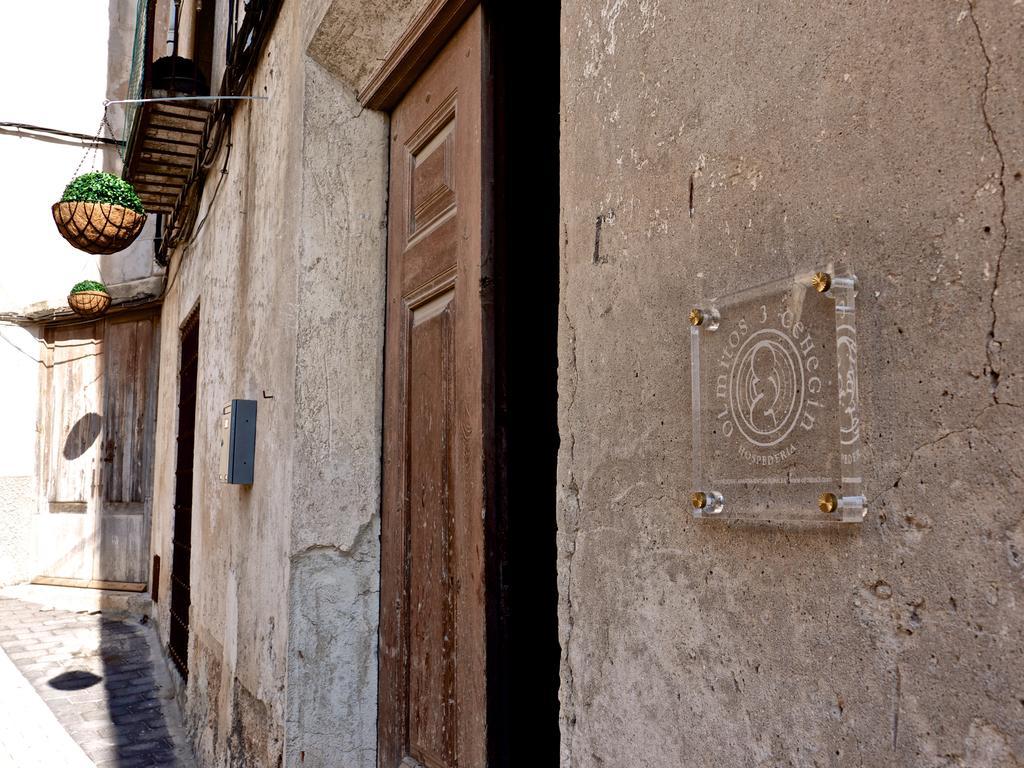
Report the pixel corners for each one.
[2,0,1023,766]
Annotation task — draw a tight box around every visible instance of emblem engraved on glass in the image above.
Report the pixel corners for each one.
[690,269,865,522]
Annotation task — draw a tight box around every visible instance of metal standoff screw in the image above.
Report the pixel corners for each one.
[818,492,838,515]
[811,271,832,293]
[689,308,704,327]
[691,491,707,510]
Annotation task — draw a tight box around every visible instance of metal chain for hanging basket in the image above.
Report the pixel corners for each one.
[52,108,146,255]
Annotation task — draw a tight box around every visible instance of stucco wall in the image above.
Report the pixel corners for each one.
[0,325,39,587]
[558,1,1023,766]
[0,326,39,481]
[150,1,304,763]
[149,1,393,765]
[0,476,35,587]
[283,51,387,768]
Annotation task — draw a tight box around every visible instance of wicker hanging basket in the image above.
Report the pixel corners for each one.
[52,201,147,255]
[68,290,112,318]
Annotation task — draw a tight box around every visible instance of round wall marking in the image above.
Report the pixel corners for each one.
[714,305,825,462]
[730,328,804,448]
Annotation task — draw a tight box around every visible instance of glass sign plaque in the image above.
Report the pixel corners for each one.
[690,269,865,523]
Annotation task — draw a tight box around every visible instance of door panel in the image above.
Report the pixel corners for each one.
[379,8,489,768]
[97,315,159,582]
[39,325,103,580]
[94,516,146,582]
[101,317,158,506]
[46,326,102,506]
[407,286,456,767]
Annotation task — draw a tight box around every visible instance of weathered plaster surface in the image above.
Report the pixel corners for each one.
[0,325,39,588]
[150,2,390,765]
[291,57,387,560]
[306,0,423,93]
[0,477,35,587]
[285,526,380,768]
[558,1,1023,766]
[283,55,387,768]
[971,0,1024,408]
[150,1,304,764]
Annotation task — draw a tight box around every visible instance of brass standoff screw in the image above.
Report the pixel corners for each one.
[818,492,838,515]
[689,308,705,327]
[691,491,708,510]
[811,271,832,294]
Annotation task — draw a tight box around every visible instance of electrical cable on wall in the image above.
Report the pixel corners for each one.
[105,95,268,105]
[0,122,121,147]
[160,119,234,301]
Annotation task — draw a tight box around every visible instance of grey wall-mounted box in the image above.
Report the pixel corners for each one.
[219,400,257,485]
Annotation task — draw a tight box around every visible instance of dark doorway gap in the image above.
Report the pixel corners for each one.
[487,2,561,766]
[193,0,217,91]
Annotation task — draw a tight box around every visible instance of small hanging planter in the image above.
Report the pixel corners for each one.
[52,172,147,255]
[68,280,112,319]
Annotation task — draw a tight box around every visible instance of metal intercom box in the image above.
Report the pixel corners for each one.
[219,400,257,485]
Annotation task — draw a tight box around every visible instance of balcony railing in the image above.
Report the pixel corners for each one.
[122,1,214,215]
[122,0,149,149]
[120,0,282,259]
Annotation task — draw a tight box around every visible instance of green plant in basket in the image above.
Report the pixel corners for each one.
[61,172,145,214]
[71,280,108,294]
[53,171,148,255]
[67,279,112,318]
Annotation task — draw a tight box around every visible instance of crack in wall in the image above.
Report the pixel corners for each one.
[558,213,582,767]
[559,465,581,768]
[892,664,901,751]
[968,0,1009,403]
[871,404,998,509]
[592,210,614,265]
[289,515,377,562]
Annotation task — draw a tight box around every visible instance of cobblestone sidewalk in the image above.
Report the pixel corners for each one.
[0,588,196,768]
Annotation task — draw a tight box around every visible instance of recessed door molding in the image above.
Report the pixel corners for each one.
[358,0,479,110]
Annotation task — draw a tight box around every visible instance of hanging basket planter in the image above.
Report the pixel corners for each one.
[52,172,146,255]
[68,281,112,319]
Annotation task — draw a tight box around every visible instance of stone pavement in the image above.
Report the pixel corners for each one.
[0,586,196,768]
[0,643,93,767]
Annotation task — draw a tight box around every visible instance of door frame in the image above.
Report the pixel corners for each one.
[359,0,480,111]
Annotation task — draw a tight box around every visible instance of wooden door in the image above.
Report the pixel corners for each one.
[96,315,160,582]
[38,312,160,585]
[378,7,491,768]
[38,324,104,580]
[169,309,199,679]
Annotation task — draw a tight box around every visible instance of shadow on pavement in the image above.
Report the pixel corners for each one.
[0,592,193,767]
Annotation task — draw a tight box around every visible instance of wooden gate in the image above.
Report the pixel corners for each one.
[37,309,160,586]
